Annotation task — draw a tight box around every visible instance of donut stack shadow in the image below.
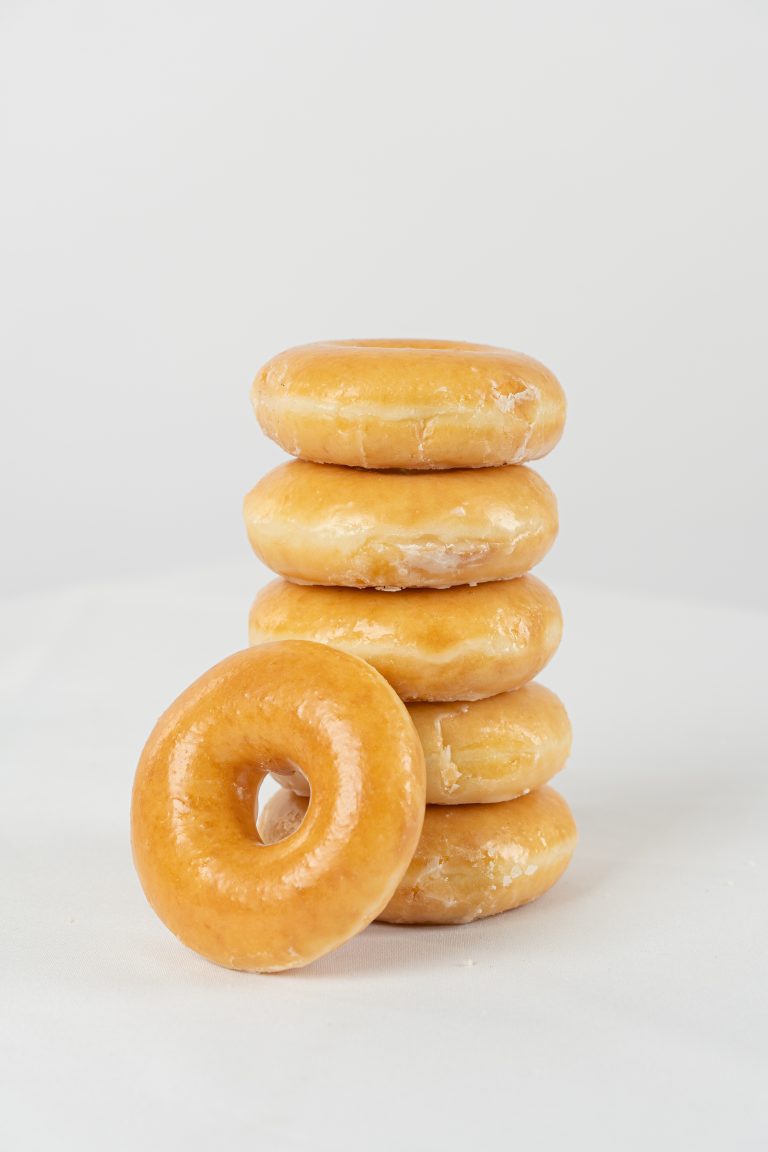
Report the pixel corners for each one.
[244,340,577,927]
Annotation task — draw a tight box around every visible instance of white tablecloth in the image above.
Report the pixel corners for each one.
[2,567,766,1150]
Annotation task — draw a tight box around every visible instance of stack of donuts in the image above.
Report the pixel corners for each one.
[245,339,577,927]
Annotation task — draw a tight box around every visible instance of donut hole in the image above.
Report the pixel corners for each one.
[256,772,283,812]
[254,761,311,845]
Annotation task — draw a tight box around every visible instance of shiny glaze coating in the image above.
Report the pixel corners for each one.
[409,683,572,803]
[131,642,426,972]
[248,576,563,702]
[252,339,566,470]
[259,786,577,926]
[244,460,558,590]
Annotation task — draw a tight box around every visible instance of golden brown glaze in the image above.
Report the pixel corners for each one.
[131,642,426,972]
[408,683,572,804]
[248,576,562,702]
[259,786,577,926]
[252,339,566,470]
[244,460,558,589]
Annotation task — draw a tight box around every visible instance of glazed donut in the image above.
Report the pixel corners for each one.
[409,684,572,804]
[273,683,572,806]
[244,460,558,590]
[259,786,577,926]
[248,576,562,702]
[252,339,566,470]
[131,641,426,972]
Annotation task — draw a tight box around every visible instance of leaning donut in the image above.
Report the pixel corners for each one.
[252,339,566,470]
[248,576,562,702]
[131,641,426,972]
[259,786,577,926]
[244,460,558,589]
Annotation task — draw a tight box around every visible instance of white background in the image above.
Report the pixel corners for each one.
[2,0,766,605]
[2,3,767,1150]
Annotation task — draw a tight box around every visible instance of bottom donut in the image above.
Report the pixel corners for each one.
[258,785,577,926]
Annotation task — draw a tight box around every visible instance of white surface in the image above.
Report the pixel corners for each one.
[2,0,768,608]
[2,3,766,1139]
[1,567,766,1150]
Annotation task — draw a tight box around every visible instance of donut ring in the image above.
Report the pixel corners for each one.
[244,460,558,590]
[130,641,426,972]
[248,576,562,702]
[259,786,577,926]
[252,339,566,470]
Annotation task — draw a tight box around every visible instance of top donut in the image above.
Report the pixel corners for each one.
[251,339,566,470]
